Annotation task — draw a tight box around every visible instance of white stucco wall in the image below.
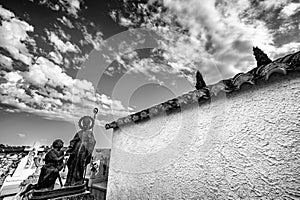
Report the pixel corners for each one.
[107,72,300,200]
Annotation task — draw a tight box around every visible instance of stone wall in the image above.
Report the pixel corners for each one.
[107,72,300,199]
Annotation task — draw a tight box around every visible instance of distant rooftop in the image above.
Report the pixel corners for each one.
[105,48,300,130]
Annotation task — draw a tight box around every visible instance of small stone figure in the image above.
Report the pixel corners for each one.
[18,140,65,197]
[35,139,64,190]
[65,116,96,186]
[195,70,206,90]
[253,46,272,67]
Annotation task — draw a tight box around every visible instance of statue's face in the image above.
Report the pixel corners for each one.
[82,118,91,129]
[53,140,63,149]
[57,143,63,150]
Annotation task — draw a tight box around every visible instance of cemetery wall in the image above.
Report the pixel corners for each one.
[107,72,300,199]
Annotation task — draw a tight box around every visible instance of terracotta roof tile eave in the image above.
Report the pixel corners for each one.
[105,50,300,130]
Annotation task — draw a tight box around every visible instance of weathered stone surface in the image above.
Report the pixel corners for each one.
[107,71,300,199]
[90,182,107,200]
[51,192,95,200]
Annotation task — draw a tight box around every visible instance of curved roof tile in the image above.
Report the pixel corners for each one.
[105,50,300,130]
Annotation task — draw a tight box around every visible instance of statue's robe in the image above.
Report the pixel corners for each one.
[35,149,64,190]
[65,130,96,186]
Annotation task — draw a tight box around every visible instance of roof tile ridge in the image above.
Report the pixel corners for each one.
[105,50,300,130]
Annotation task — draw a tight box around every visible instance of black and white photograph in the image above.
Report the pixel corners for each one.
[0,0,299,199]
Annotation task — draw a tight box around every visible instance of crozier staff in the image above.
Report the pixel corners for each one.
[64,108,97,186]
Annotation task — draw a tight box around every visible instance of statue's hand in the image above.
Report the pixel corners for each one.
[57,165,64,171]
[65,147,73,154]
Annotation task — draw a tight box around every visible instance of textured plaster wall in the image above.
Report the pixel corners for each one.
[107,72,300,200]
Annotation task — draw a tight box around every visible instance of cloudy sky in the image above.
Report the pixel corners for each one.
[0,0,299,147]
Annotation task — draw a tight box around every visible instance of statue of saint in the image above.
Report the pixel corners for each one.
[64,116,96,186]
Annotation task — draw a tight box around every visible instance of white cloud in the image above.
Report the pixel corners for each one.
[0,55,130,124]
[56,26,71,40]
[0,79,32,110]
[161,0,274,69]
[48,31,80,53]
[2,0,297,125]
[0,3,131,124]
[119,17,135,27]
[0,54,13,70]
[280,2,300,17]
[18,133,26,138]
[73,54,89,65]
[0,6,34,65]
[260,0,290,9]
[0,5,15,19]
[57,16,74,28]
[273,42,300,56]
[109,10,117,21]
[4,71,23,83]
[49,51,63,64]
[36,0,82,18]
[80,26,103,50]
[59,0,82,17]
[23,57,74,87]
[115,0,297,83]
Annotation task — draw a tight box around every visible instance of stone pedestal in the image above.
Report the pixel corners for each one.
[90,182,107,200]
[51,192,95,200]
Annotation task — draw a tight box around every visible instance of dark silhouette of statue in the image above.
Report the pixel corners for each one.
[35,139,64,190]
[253,47,272,66]
[195,70,206,90]
[65,116,96,186]
[19,139,65,196]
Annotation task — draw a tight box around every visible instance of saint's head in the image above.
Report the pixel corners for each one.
[82,118,91,130]
[78,116,94,131]
[52,139,64,150]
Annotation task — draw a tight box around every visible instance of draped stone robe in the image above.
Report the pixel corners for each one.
[65,130,96,186]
